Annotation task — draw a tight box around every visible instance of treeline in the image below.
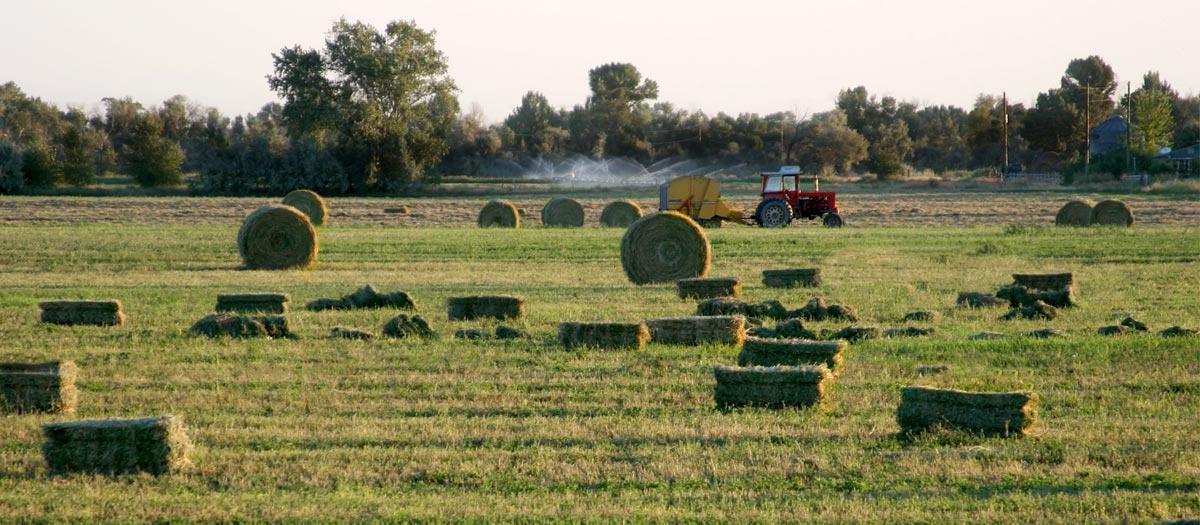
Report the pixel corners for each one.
[1,19,1197,195]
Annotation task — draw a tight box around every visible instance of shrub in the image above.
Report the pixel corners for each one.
[0,141,25,193]
[21,140,59,187]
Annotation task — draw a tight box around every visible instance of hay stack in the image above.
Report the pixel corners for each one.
[762,268,821,288]
[42,416,192,475]
[737,337,846,371]
[897,385,1037,437]
[713,365,831,409]
[557,322,649,350]
[997,285,1075,308]
[447,295,524,320]
[620,211,711,285]
[1054,200,1094,226]
[215,293,290,314]
[599,200,643,227]
[478,200,520,228]
[39,300,126,326]
[645,315,745,346]
[282,189,328,226]
[677,277,741,300]
[382,314,435,338]
[1091,199,1134,226]
[237,205,317,270]
[190,313,291,338]
[540,197,585,227]
[1011,273,1074,291]
[305,284,416,311]
[0,361,78,414]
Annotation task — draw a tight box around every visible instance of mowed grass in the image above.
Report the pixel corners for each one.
[0,221,1198,522]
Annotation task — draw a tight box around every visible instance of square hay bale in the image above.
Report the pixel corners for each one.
[189,313,291,338]
[737,336,846,371]
[696,298,788,320]
[897,385,1037,437]
[997,285,1075,308]
[0,361,78,415]
[447,295,524,321]
[1011,273,1074,292]
[557,322,649,350]
[713,365,831,409]
[762,268,821,288]
[645,315,745,346]
[42,416,192,476]
[676,277,741,300]
[38,300,126,326]
[215,293,290,314]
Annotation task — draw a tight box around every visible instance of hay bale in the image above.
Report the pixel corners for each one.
[897,385,1037,437]
[901,310,939,323]
[747,326,779,338]
[382,314,435,338]
[282,189,328,226]
[384,206,409,214]
[1026,328,1065,339]
[620,211,711,285]
[645,315,745,346]
[237,205,318,270]
[1120,316,1148,331]
[599,199,643,227]
[762,268,821,288]
[677,277,741,300]
[1091,199,1134,226]
[969,331,1006,340]
[215,293,290,314]
[1098,325,1128,336]
[1160,326,1199,337]
[189,313,291,338]
[915,365,949,375]
[884,326,935,338]
[828,325,880,343]
[1011,273,1074,291]
[540,197,585,227]
[495,326,530,339]
[737,336,846,370]
[713,365,831,409]
[42,416,192,475]
[1054,199,1094,226]
[478,200,520,228]
[697,298,788,320]
[557,321,649,350]
[38,300,126,326]
[446,295,524,321]
[996,284,1075,308]
[1000,300,1057,321]
[0,361,78,414]
[956,292,1007,308]
[329,327,374,340]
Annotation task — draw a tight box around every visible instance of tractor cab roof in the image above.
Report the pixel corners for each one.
[760,166,802,177]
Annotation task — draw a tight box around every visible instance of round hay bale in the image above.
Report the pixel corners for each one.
[478,200,520,228]
[541,197,585,227]
[1091,199,1134,226]
[1054,199,1094,226]
[620,211,711,285]
[237,205,318,270]
[599,200,643,227]
[282,189,328,226]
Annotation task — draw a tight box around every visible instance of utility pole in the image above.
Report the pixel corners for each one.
[1126,82,1132,173]
[1002,91,1009,177]
[1084,82,1091,178]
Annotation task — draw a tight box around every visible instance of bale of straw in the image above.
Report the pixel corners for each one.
[189,313,291,338]
[1091,199,1134,226]
[1160,326,1199,337]
[762,268,821,288]
[697,298,788,320]
[382,314,435,338]
[737,336,846,370]
[901,310,939,322]
[956,292,1007,308]
[478,200,520,228]
[540,197,585,227]
[620,211,711,285]
[677,277,741,300]
[1054,200,1094,226]
[215,293,290,314]
[38,300,126,326]
[599,200,643,227]
[1012,273,1075,291]
[713,365,831,409]
[447,295,524,321]
[828,325,880,342]
[996,284,1075,308]
[645,315,745,346]
[282,189,328,226]
[42,415,192,475]
[557,321,649,350]
[329,327,374,340]
[237,205,317,270]
[0,361,78,414]
[897,385,1037,437]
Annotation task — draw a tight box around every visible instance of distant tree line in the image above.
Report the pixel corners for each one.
[2,19,1197,195]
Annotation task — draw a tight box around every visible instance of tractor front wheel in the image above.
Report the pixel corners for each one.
[756,199,792,228]
[823,213,844,228]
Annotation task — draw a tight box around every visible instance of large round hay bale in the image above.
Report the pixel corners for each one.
[1054,199,1094,226]
[599,200,643,227]
[478,200,520,228]
[282,189,328,226]
[1091,199,1134,226]
[237,205,318,270]
[541,197,585,227]
[620,211,711,285]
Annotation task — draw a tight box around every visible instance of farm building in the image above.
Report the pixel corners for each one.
[1154,143,1200,174]
[1089,115,1129,156]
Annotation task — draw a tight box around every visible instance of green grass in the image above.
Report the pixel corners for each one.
[1,222,1198,522]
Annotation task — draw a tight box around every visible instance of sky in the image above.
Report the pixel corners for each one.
[2,0,1197,122]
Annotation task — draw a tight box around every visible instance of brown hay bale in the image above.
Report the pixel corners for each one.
[599,199,643,227]
[677,277,741,300]
[1011,272,1074,291]
[884,326,936,338]
[737,336,846,370]
[1054,199,1094,226]
[697,298,788,320]
[1160,326,1199,337]
[189,313,291,338]
[447,295,524,321]
[762,268,821,288]
[713,365,831,409]
[38,300,126,326]
[382,314,435,338]
[329,327,374,340]
[540,196,585,227]
[901,310,939,322]
[557,322,649,350]
[956,292,1007,308]
[645,315,745,346]
[1000,300,1057,321]
[478,200,520,228]
[828,325,880,343]
[620,211,711,285]
[897,385,1037,437]
[1120,316,1148,331]
[215,293,290,314]
[1091,199,1134,226]
[42,415,192,475]
[0,361,78,414]
[237,205,317,270]
[282,189,328,226]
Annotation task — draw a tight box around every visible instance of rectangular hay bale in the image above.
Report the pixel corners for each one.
[1011,273,1074,291]
[644,315,745,346]
[42,415,192,475]
[557,322,649,350]
[447,295,525,321]
[897,385,1037,437]
[215,293,290,314]
[737,337,846,371]
[762,268,821,288]
[38,300,126,326]
[676,277,741,300]
[0,361,78,414]
[713,365,831,409]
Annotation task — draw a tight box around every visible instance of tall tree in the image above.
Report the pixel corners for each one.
[1129,88,1175,155]
[505,92,567,156]
[579,63,658,160]
[123,114,184,187]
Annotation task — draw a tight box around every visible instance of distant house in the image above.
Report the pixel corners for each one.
[1089,115,1128,156]
[1154,143,1199,174]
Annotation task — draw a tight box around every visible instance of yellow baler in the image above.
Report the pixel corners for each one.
[658,175,744,225]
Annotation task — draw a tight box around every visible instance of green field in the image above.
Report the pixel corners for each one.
[1,217,1199,522]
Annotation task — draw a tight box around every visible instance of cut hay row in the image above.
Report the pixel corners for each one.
[42,416,192,476]
[38,300,126,326]
[696,298,788,320]
[897,385,1037,437]
[737,337,846,371]
[645,315,745,346]
[620,212,711,285]
[237,205,317,270]
[189,313,291,338]
[1054,199,1094,226]
[281,189,328,226]
[676,277,741,300]
[305,284,416,311]
[557,322,649,350]
[1092,199,1134,226]
[215,293,290,314]
[478,200,520,228]
[713,365,831,409]
[447,295,524,321]
[540,197,585,227]
[599,200,643,227]
[0,361,78,415]
[762,268,821,288]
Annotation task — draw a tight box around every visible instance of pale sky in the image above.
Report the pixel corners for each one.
[3,0,1197,122]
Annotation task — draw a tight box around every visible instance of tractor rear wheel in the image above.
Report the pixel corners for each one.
[756,199,792,228]
[823,213,844,228]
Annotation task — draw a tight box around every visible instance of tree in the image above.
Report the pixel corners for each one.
[1022,89,1081,156]
[1060,55,1116,127]
[1130,88,1175,155]
[0,140,24,193]
[966,95,1027,168]
[578,63,658,160]
[124,114,184,187]
[59,126,97,186]
[867,120,913,178]
[794,110,868,174]
[21,139,58,187]
[505,92,567,156]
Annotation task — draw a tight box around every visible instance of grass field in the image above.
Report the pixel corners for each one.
[1,198,1199,522]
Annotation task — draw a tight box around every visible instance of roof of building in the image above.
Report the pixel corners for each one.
[1090,115,1129,135]
[1155,143,1200,160]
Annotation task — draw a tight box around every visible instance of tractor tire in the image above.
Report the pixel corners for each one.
[823,213,844,228]
[755,199,792,228]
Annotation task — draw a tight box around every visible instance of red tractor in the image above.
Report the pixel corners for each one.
[752,166,843,228]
